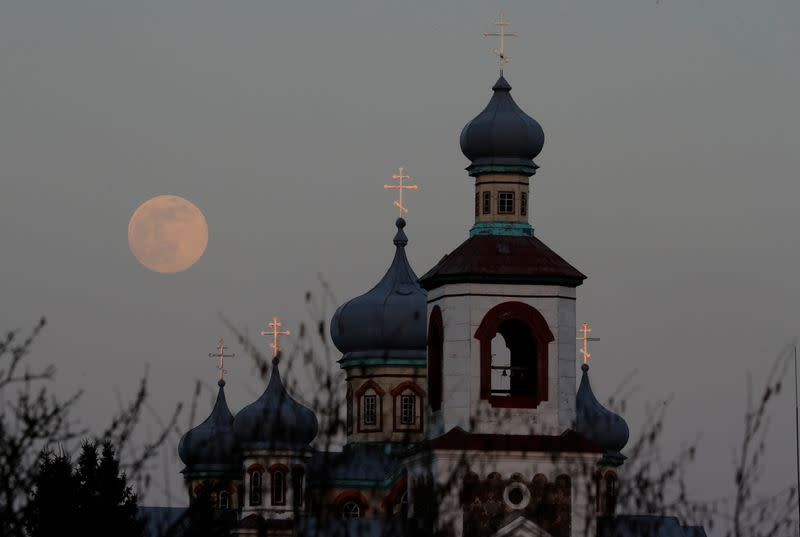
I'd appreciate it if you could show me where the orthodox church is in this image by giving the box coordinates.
[173,26,706,537]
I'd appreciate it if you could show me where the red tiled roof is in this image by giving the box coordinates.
[419,234,586,290]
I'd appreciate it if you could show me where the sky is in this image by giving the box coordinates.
[2,0,800,526]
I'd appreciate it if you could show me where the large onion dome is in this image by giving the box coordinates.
[576,364,630,466]
[233,358,318,451]
[330,218,427,363]
[459,76,544,177]
[178,380,239,475]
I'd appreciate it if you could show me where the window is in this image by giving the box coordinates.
[427,306,444,412]
[219,491,229,510]
[364,394,377,425]
[346,385,353,435]
[293,468,305,509]
[521,192,527,216]
[341,501,361,519]
[604,473,619,516]
[482,191,491,214]
[475,192,479,217]
[400,395,415,425]
[250,471,262,506]
[271,470,286,505]
[476,302,553,408]
[498,191,515,214]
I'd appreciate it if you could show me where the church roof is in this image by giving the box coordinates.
[232,358,319,451]
[330,218,427,363]
[460,75,545,177]
[177,380,239,475]
[423,426,602,453]
[576,363,630,466]
[419,234,586,290]
[308,444,405,486]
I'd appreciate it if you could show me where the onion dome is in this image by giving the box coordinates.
[460,76,545,177]
[576,364,630,466]
[178,380,239,475]
[330,218,427,363]
[233,358,318,451]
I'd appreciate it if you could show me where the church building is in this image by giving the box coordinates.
[175,18,706,537]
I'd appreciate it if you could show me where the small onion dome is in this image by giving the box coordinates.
[459,76,545,177]
[178,380,238,475]
[330,218,427,362]
[576,364,630,466]
[233,358,318,451]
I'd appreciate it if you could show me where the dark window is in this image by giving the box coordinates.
[219,491,229,510]
[490,319,537,397]
[521,192,527,216]
[293,468,305,508]
[346,385,353,435]
[604,473,618,516]
[341,500,361,519]
[400,395,415,425]
[364,394,377,425]
[427,307,444,411]
[250,472,262,506]
[498,191,515,214]
[482,191,491,214]
[271,470,285,505]
[475,192,479,217]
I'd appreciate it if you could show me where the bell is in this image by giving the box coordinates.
[501,368,508,377]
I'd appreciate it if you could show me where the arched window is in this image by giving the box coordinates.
[267,465,288,506]
[427,306,444,412]
[219,490,229,510]
[346,384,354,435]
[292,467,305,509]
[604,472,619,516]
[250,471,262,506]
[475,302,553,408]
[355,381,384,432]
[391,381,425,431]
[341,501,361,519]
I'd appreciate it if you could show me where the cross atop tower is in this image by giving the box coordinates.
[384,166,418,217]
[260,316,291,360]
[577,322,600,364]
[483,11,518,73]
[208,338,235,382]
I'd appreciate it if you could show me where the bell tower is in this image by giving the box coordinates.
[420,71,585,438]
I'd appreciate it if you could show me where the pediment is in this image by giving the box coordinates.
[491,514,555,537]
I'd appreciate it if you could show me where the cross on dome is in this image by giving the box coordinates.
[384,166,418,217]
[260,316,291,360]
[483,11,518,73]
[577,322,600,364]
[208,338,235,382]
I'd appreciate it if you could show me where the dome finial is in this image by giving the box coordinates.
[384,166,419,218]
[577,322,600,365]
[260,316,291,361]
[483,11,518,75]
[208,338,235,383]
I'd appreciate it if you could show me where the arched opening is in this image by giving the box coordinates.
[490,319,538,397]
[427,306,444,412]
[292,467,305,509]
[391,381,425,432]
[219,490,229,510]
[250,471,262,506]
[604,471,618,516]
[475,302,553,408]
[271,470,285,506]
[356,380,384,432]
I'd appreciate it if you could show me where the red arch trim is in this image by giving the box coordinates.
[474,301,553,408]
[246,463,265,475]
[390,380,426,397]
[355,379,385,397]
[268,463,289,474]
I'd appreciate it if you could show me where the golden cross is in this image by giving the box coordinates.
[383,166,418,217]
[483,11,518,72]
[260,316,291,359]
[577,322,600,364]
[208,338,235,381]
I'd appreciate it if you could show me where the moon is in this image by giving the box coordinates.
[128,195,208,274]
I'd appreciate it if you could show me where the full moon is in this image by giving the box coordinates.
[128,195,208,274]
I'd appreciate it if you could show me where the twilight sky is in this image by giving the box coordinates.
[2,0,799,523]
